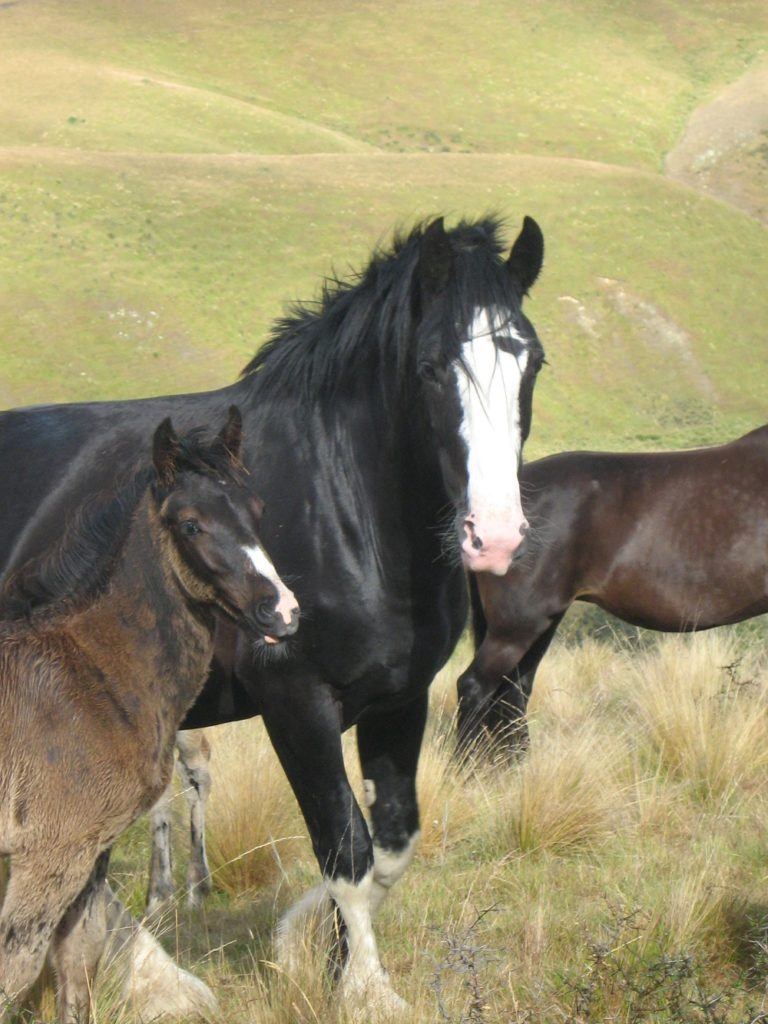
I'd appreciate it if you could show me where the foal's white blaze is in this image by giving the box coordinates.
[242,544,299,632]
[455,307,529,575]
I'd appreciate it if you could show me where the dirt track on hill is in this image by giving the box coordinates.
[665,63,768,225]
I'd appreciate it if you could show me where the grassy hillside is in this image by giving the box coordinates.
[1,1,767,453]
[2,1,767,166]
[1,149,766,451]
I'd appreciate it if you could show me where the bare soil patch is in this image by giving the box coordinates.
[665,63,768,225]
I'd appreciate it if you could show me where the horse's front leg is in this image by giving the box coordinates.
[457,614,562,759]
[263,672,407,1017]
[356,693,427,916]
[175,729,212,907]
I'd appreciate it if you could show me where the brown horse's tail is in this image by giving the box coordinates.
[468,572,487,649]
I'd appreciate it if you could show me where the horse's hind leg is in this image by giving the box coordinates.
[146,778,175,914]
[0,846,100,1017]
[49,850,111,1024]
[356,693,428,917]
[175,729,212,907]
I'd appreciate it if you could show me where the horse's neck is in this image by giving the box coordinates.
[67,494,214,717]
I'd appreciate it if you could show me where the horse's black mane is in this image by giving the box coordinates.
[0,428,241,622]
[241,216,521,406]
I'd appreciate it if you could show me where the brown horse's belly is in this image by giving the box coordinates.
[590,555,768,632]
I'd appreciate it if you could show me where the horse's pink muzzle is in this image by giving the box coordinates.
[461,513,528,576]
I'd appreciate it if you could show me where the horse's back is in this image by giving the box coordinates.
[0,391,230,581]
[521,430,768,629]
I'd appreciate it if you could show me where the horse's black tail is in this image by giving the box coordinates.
[467,572,487,650]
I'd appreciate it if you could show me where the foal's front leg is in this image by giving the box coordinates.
[49,851,111,1024]
[175,729,213,907]
[263,671,407,1016]
[0,845,101,1019]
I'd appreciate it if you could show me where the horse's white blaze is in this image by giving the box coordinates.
[242,544,298,626]
[454,306,529,575]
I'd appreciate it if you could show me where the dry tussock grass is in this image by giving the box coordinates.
[11,629,768,1023]
[624,633,768,802]
[205,719,306,895]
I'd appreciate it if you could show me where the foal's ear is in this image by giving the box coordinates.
[507,215,544,295]
[152,417,180,486]
[418,216,454,300]
[219,405,243,460]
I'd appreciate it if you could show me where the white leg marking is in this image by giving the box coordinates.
[242,544,299,626]
[362,778,377,808]
[122,926,219,1019]
[370,831,420,916]
[328,871,409,1015]
[101,886,218,1019]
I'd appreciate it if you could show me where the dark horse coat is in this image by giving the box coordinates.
[0,215,545,1008]
[457,426,768,753]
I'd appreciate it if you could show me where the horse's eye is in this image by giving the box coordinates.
[180,519,201,537]
[420,363,439,384]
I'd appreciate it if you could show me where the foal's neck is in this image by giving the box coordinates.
[68,491,214,720]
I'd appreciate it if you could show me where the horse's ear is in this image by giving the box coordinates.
[152,417,180,486]
[507,215,544,294]
[418,217,454,299]
[219,405,243,460]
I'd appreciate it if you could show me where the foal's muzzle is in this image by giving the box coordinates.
[250,602,300,644]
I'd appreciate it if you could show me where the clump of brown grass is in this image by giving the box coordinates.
[490,721,630,855]
[530,636,625,733]
[624,633,768,802]
[205,720,307,896]
[416,713,492,860]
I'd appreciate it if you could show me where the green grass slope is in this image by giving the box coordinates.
[1,149,766,451]
[1,0,767,453]
[2,1,767,164]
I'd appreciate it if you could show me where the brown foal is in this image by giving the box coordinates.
[0,408,298,1022]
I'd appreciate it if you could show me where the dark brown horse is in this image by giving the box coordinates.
[457,424,768,754]
[0,408,298,1024]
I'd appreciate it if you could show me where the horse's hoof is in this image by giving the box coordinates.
[145,893,173,917]
[342,970,410,1019]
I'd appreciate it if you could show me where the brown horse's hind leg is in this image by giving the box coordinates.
[0,846,99,1018]
[49,850,111,1024]
[175,729,212,908]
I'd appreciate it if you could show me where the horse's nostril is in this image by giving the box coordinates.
[464,519,484,551]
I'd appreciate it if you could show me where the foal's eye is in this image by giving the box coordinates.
[180,519,201,537]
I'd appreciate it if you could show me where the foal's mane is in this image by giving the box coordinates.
[0,429,241,622]
[241,216,521,406]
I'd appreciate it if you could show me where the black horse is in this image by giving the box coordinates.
[457,426,768,757]
[0,215,545,1012]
